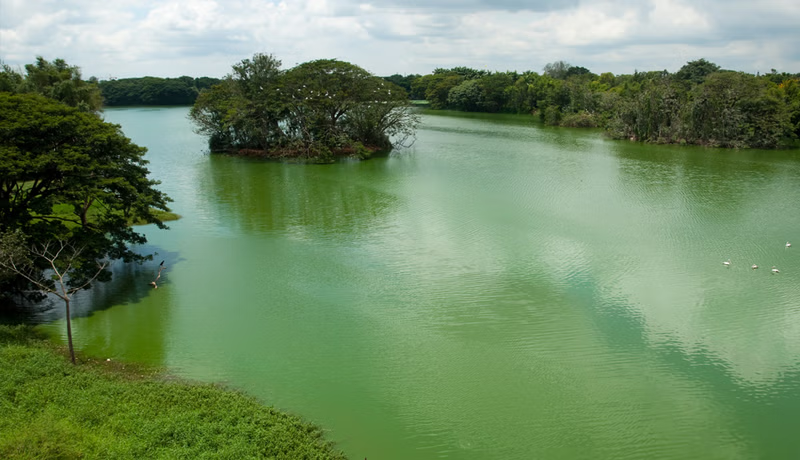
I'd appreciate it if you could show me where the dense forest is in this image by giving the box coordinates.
[1,57,221,107]
[99,76,222,106]
[382,59,800,149]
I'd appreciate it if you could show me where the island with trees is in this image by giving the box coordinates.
[189,53,419,162]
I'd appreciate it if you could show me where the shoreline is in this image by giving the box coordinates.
[0,325,346,459]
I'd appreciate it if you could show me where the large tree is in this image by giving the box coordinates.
[190,54,418,161]
[1,57,103,113]
[0,92,171,301]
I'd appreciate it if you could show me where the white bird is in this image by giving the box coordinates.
[752,264,759,270]
[787,242,792,248]
[723,259,731,267]
[772,266,780,274]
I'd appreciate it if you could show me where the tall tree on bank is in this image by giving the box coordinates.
[1,56,103,113]
[0,92,171,302]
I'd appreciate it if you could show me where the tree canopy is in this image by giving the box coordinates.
[391,59,800,148]
[1,57,103,113]
[99,76,222,106]
[190,54,418,162]
[0,92,171,301]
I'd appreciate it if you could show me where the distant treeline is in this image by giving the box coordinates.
[4,55,798,148]
[98,76,222,106]
[382,60,800,148]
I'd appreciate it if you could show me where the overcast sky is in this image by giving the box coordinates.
[1,0,799,79]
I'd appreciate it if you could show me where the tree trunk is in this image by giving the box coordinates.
[65,298,76,364]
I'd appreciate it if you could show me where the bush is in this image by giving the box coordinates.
[561,111,598,128]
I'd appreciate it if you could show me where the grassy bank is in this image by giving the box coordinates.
[0,325,346,459]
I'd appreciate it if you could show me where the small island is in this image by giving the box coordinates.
[189,54,419,163]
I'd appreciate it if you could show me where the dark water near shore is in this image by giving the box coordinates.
[40,106,800,459]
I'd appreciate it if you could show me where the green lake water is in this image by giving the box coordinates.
[38,106,800,459]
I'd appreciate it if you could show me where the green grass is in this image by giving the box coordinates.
[49,203,181,227]
[0,325,346,459]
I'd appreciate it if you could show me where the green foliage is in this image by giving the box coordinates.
[543,61,573,80]
[561,111,598,128]
[434,66,488,80]
[424,74,465,109]
[382,73,420,95]
[448,79,482,111]
[190,54,418,162]
[676,58,721,85]
[99,76,222,106]
[780,78,800,139]
[0,325,346,459]
[0,57,102,112]
[413,58,797,148]
[0,93,171,299]
[686,72,790,148]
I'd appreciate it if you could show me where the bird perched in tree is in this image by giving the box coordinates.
[150,260,165,288]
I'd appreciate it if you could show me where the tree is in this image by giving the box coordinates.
[0,92,171,300]
[424,73,464,109]
[0,231,108,364]
[190,54,418,161]
[190,53,285,152]
[448,79,482,112]
[0,63,25,92]
[687,71,790,148]
[6,56,104,112]
[676,58,721,85]
[382,74,420,94]
[543,61,573,80]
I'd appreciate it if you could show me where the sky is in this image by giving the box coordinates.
[1,0,799,79]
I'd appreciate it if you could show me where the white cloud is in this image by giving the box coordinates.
[1,0,798,77]
[649,0,709,29]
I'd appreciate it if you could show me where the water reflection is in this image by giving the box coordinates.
[35,249,179,365]
[195,155,401,240]
[68,107,800,459]
[602,140,800,388]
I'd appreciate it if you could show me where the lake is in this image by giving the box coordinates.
[38,106,800,459]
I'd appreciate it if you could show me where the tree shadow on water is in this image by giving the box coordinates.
[0,245,183,325]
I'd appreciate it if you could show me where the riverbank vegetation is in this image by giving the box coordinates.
[99,76,222,106]
[396,59,800,149]
[0,325,345,459]
[189,53,419,162]
[1,59,172,309]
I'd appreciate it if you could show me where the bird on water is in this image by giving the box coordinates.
[723,259,731,267]
[150,260,165,288]
[772,266,780,274]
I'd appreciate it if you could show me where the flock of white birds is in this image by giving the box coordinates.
[724,242,791,273]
